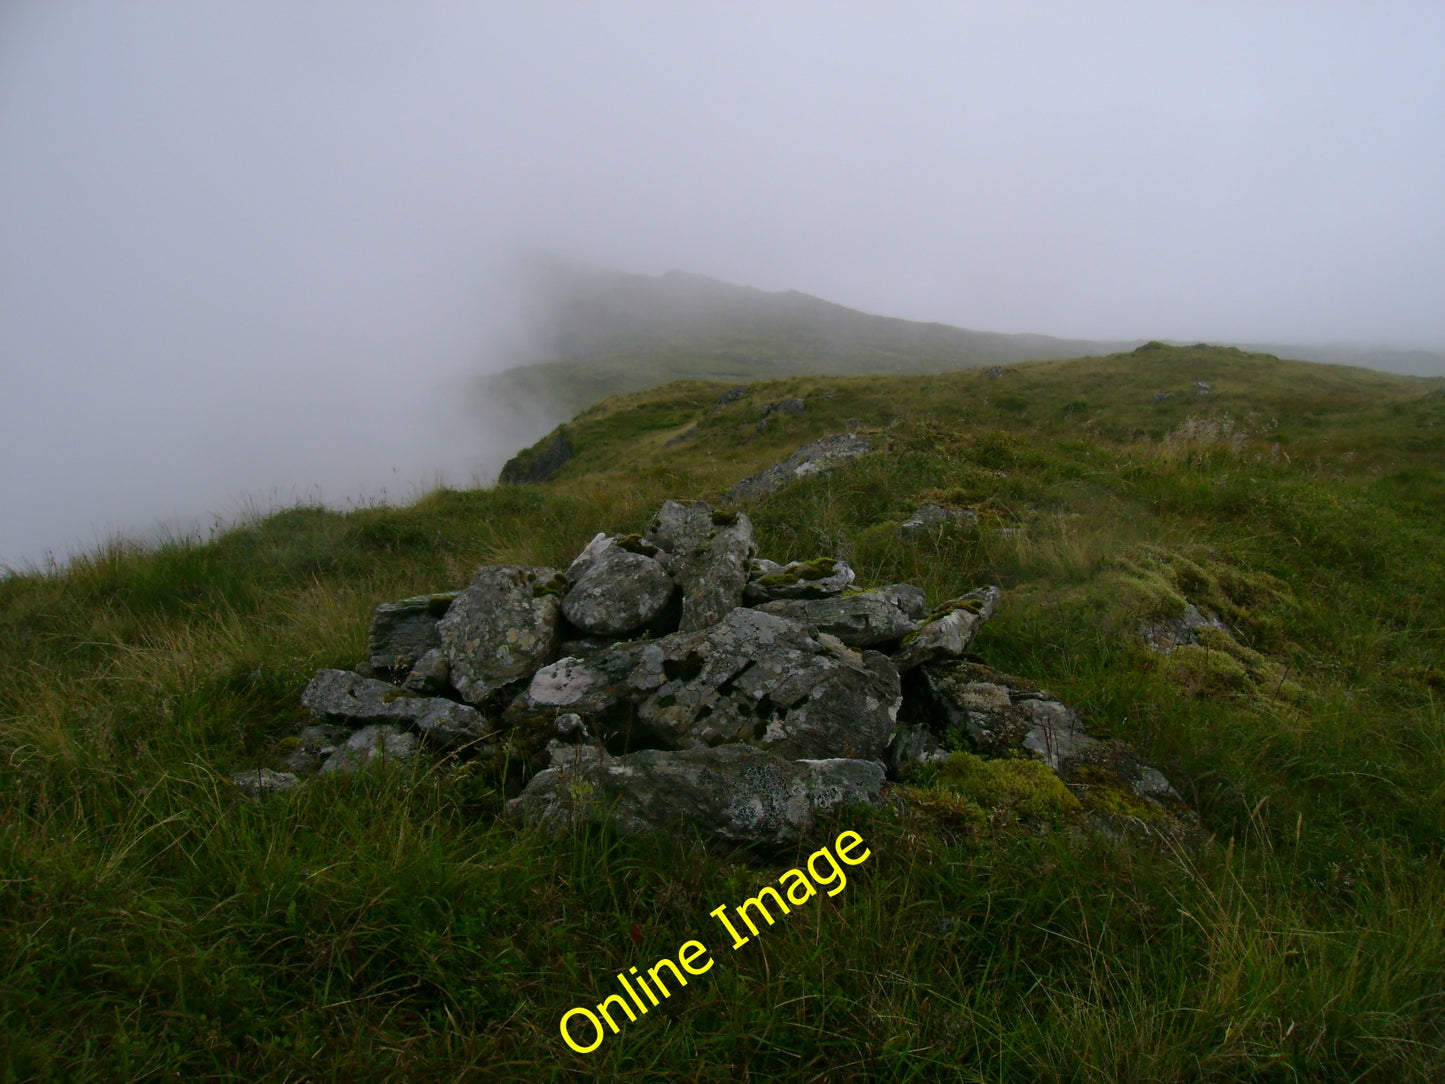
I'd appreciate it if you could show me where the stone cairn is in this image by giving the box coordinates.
[237,496,1195,847]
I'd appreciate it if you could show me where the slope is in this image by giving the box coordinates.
[3,345,1445,1079]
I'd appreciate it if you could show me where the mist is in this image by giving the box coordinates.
[3,3,1443,568]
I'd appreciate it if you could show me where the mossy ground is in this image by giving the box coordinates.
[3,346,1445,1079]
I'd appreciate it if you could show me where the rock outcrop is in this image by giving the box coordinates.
[726,432,872,501]
[498,427,572,484]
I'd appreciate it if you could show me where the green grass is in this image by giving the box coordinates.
[3,345,1445,1080]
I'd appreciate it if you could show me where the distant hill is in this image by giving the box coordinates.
[475,260,1445,454]
[476,261,1141,428]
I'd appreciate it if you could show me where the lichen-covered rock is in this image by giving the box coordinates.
[231,768,300,798]
[508,742,886,846]
[508,608,901,762]
[899,504,978,537]
[915,662,1057,759]
[320,724,419,774]
[726,432,873,502]
[436,565,566,704]
[367,593,456,673]
[891,586,1000,671]
[643,500,713,557]
[755,585,921,647]
[415,701,495,752]
[743,557,855,602]
[562,545,675,636]
[670,509,756,633]
[301,669,441,727]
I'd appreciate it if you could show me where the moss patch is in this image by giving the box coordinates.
[903,751,1080,826]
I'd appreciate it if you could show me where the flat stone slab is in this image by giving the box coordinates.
[509,742,887,846]
[367,593,456,673]
[756,585,921,648]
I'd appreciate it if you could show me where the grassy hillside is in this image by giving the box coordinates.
[478,265,1445,438]
[478,264,1140,428]
[4,345,1445,1080]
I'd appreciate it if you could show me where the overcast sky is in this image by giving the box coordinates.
[3,2,1443,569]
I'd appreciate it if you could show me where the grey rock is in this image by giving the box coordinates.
[1152,391,1172,403]
[756,586,921,647]
[415,701,494,752]
[436,565,566,704]
[232,768,300,798]
[710,385,751,412]
[875,583,929,620]
[887,721,949,774]
[367,593,455,673]
[402,647,450,695]
[508,742,886,846]
[509,608,901,762]
[282,723,351,774]
[301,669,439,727]
[556,636,623,659]
[562,545,675,637]
[1140,603,1229,653]
[743,557,855,602]
[1195,381,1213,394]
[1019,699,1098,771]
[565,532,614,582]
[899,504,978,537]
[670,509,755,633]
[644,500,714,557]
[985,366,1005,378]
[726,433,873,502]
[320,724,420,774]
[890,586,1000,671]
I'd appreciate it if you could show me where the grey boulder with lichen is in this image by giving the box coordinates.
[436,565,565,704]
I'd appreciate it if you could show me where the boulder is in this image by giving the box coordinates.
[890,586,1001,671]
[509,742,886,846]
[562,545,675,637]
[367,593,455,673]
[436,565,566,704]
[664,508,755,633]
[415,701,495,752]
[726,432,873,502]
[743,557,855,602]
[320,724,420,774]
[755,585,921,647]
[644,500,713,557]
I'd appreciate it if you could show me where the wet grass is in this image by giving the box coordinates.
[3,345,1445,1080]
